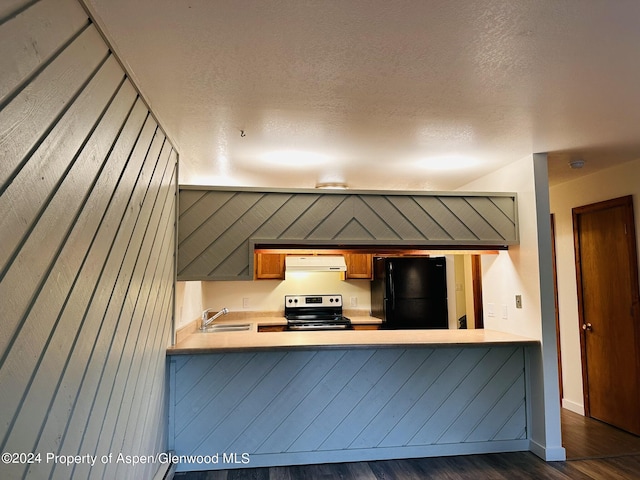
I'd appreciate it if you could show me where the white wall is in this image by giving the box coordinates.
[175,281,204,329]
[460,154,564,460]
[549,158,640,415]
[461,156,544,340]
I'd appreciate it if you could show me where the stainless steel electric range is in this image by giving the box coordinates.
[284,294,352,330]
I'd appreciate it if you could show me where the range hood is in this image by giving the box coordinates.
[285,255,347,272]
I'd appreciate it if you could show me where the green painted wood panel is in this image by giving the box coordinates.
[0,2,178,479]
[177,187,519,280]
[170,345,528,472]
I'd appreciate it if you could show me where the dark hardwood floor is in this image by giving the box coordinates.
[562,408,640,460]
[174,409,640,480]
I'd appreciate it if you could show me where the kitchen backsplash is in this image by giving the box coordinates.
[175,273,371,330]
[201,272,371,313]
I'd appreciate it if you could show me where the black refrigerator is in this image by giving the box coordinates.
[370,257,448,329]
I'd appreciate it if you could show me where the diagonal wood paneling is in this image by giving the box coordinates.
[0,17,103,189]
[0,1,177,478]
[177,187,519,280]
[178,191,264,275]
[355,195,427,240]
[170,346,527,472]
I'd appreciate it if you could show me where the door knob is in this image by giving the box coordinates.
[582,323,592,331]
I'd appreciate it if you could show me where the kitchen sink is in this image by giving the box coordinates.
[200,323,252,333]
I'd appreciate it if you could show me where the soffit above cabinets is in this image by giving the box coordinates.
[177,186,518,281]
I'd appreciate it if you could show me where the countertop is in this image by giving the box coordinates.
[168,313,538,355]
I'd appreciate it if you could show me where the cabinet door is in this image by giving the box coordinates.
[345,254,373,279]
[255,254,285,279]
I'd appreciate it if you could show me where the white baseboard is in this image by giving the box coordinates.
[562,398,585,416]
[529,439,566,461]
[176,441,531,472]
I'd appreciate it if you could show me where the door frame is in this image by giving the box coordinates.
[471,255,484,329]
[572,195,640,418]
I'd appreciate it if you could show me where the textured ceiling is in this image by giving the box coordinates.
[85,0,640,190]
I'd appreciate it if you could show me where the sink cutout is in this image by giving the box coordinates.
[200,323,252,333]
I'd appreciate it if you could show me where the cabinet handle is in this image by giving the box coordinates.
[582,323,592,331]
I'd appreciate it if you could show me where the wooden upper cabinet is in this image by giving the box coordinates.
[255,253,285,280]
[344,253,373,279]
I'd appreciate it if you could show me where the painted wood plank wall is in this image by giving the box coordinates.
[0,1,177,479]
[177,187,519,281]
[170,345,528,472]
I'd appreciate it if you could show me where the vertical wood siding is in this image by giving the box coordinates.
[170,346,528,472]
[0,1,177,479]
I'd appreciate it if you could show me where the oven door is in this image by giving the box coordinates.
[286,312,352,330]
[286,321,352,331]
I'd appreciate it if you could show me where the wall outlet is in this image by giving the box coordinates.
[501,304,508,319]
[515,295,522,309]
[350,296,358,307]
[242,297,250,309]
[487,303,495,317]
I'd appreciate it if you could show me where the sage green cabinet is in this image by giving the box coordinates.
[177,187,518,281]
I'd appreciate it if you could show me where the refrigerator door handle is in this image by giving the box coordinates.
[388,261,395,311]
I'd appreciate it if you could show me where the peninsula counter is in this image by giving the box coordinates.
[167,321,538,472]
[168,324,537,354]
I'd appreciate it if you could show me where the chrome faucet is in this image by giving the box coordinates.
[201,307,229,330]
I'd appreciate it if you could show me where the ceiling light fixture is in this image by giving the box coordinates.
[315,182,348,189]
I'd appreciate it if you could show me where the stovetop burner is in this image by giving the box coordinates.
[284,294,352,330]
